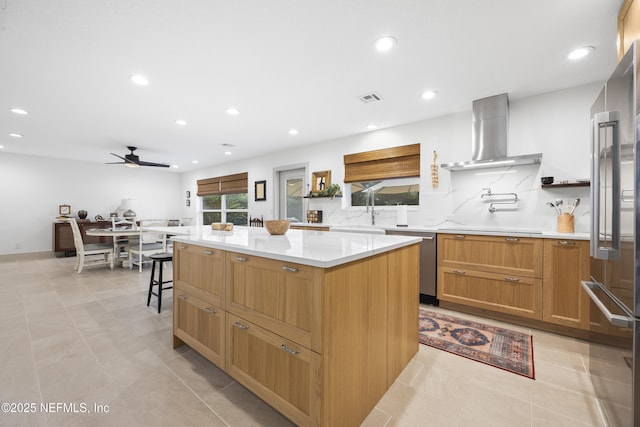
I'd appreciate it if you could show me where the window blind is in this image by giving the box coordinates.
[197,172,248,196]
[343,143,420,183]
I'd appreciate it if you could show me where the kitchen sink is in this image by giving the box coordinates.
[329,225,386,235]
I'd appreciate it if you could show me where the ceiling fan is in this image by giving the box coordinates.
[107,146,170,168]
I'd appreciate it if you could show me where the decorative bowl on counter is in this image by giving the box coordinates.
[264,220,290,235]
[211,222,233,231]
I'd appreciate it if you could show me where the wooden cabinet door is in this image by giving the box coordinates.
[438,234,543,278]
[225,252,322,351]
[174,288,225,368]
[438,266,543,319]
[226,313,321,427]
[174,243,225,306]
[618,0,640,61]
[542,239,591,329]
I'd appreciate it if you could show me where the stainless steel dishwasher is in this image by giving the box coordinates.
[385,230,438,306]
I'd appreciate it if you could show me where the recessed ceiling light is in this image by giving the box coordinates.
[367,124,378,130]
[288,129,298,135]
[192,160,199,164]
[171,165,179,168]
[0,145,4,149]
[10,108,28,115]
[224,151,232,155]
[421,90,437,100]
[375,36,397,52]
[568,46,594,60]
[9,133,23,138]
[226,107,239,115]
[175,119,187,126]
[130,74,149,85]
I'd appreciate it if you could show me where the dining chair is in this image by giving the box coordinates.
[249,215,264,227]
[67,218,114,273]
[128,219,169,272]
[111,218,137,261]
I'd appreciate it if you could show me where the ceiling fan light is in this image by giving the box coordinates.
[124,162,139,168]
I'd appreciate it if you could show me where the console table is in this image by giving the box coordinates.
[53,220,111,255]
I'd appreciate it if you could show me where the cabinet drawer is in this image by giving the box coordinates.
[225,252,322,351]
[226,313,321,427]
[438,234,543,278]
[438,266,542,319]
[174,243,225,305]
[174,289,225,368]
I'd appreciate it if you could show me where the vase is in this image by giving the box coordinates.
[78,210,88,219]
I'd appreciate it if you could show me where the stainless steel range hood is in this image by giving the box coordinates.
[441,93,542,171]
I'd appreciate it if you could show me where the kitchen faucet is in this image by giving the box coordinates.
[366,188,378,225]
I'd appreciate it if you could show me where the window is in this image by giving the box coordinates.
[350,177,419,207]
[202,193,248,225]
[197,172,249,225]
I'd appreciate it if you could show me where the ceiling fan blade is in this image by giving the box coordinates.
[137,160,170,168]
[110,152,128,161]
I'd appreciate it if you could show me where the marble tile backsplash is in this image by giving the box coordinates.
[306,165,591,233]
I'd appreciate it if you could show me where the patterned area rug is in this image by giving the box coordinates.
[419,308,535,379]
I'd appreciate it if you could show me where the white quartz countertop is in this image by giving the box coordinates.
[164,226,422,268]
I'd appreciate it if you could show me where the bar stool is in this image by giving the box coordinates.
[147,252,173,313]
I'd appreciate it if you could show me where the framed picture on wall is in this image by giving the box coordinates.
[255,180,266,201]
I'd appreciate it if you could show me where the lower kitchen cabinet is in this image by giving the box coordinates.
[173,287,225,368]
[437,233,543,320]
[438,266,543,319]
[226,313,321,427]
[542,239,591,329]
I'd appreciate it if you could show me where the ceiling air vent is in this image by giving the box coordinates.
[359,92,383,104]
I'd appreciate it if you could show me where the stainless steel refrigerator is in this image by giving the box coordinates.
[582,40,639,427]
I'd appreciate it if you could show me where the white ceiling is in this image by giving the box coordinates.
[0,0,624,172]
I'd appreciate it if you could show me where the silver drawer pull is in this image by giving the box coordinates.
[453,270,466,275]
[204,307,217,314]
[178,245,187,249]
[235,256,248,262]
[504,277,520,282]
[233,322,249,330]
[203,250,215,255]
[558,240,575,245]
[455,235,465,239]
[422,236,434,240]
[282,266,300,273]
[505,237,520,242]
[280,343,301,355]
[178,293,187,300]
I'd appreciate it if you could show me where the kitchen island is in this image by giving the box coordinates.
[170,226,421,427]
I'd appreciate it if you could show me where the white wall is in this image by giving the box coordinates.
[0,153,183,255]
[182,82,601,233]
[2,82,600,255]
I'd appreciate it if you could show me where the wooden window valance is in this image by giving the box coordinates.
[343,143,420,183]
[197,172,248,196]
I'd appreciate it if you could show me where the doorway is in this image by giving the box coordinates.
[278,167,306,222]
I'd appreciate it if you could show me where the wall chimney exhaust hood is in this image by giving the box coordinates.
[441,93,542,171]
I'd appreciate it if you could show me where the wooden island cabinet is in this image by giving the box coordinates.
[171,227,420,427]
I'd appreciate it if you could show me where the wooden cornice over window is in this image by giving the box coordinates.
[343,143,420,183]
[197,172,248,196]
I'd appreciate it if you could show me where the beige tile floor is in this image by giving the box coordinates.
[0,252,632,427]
